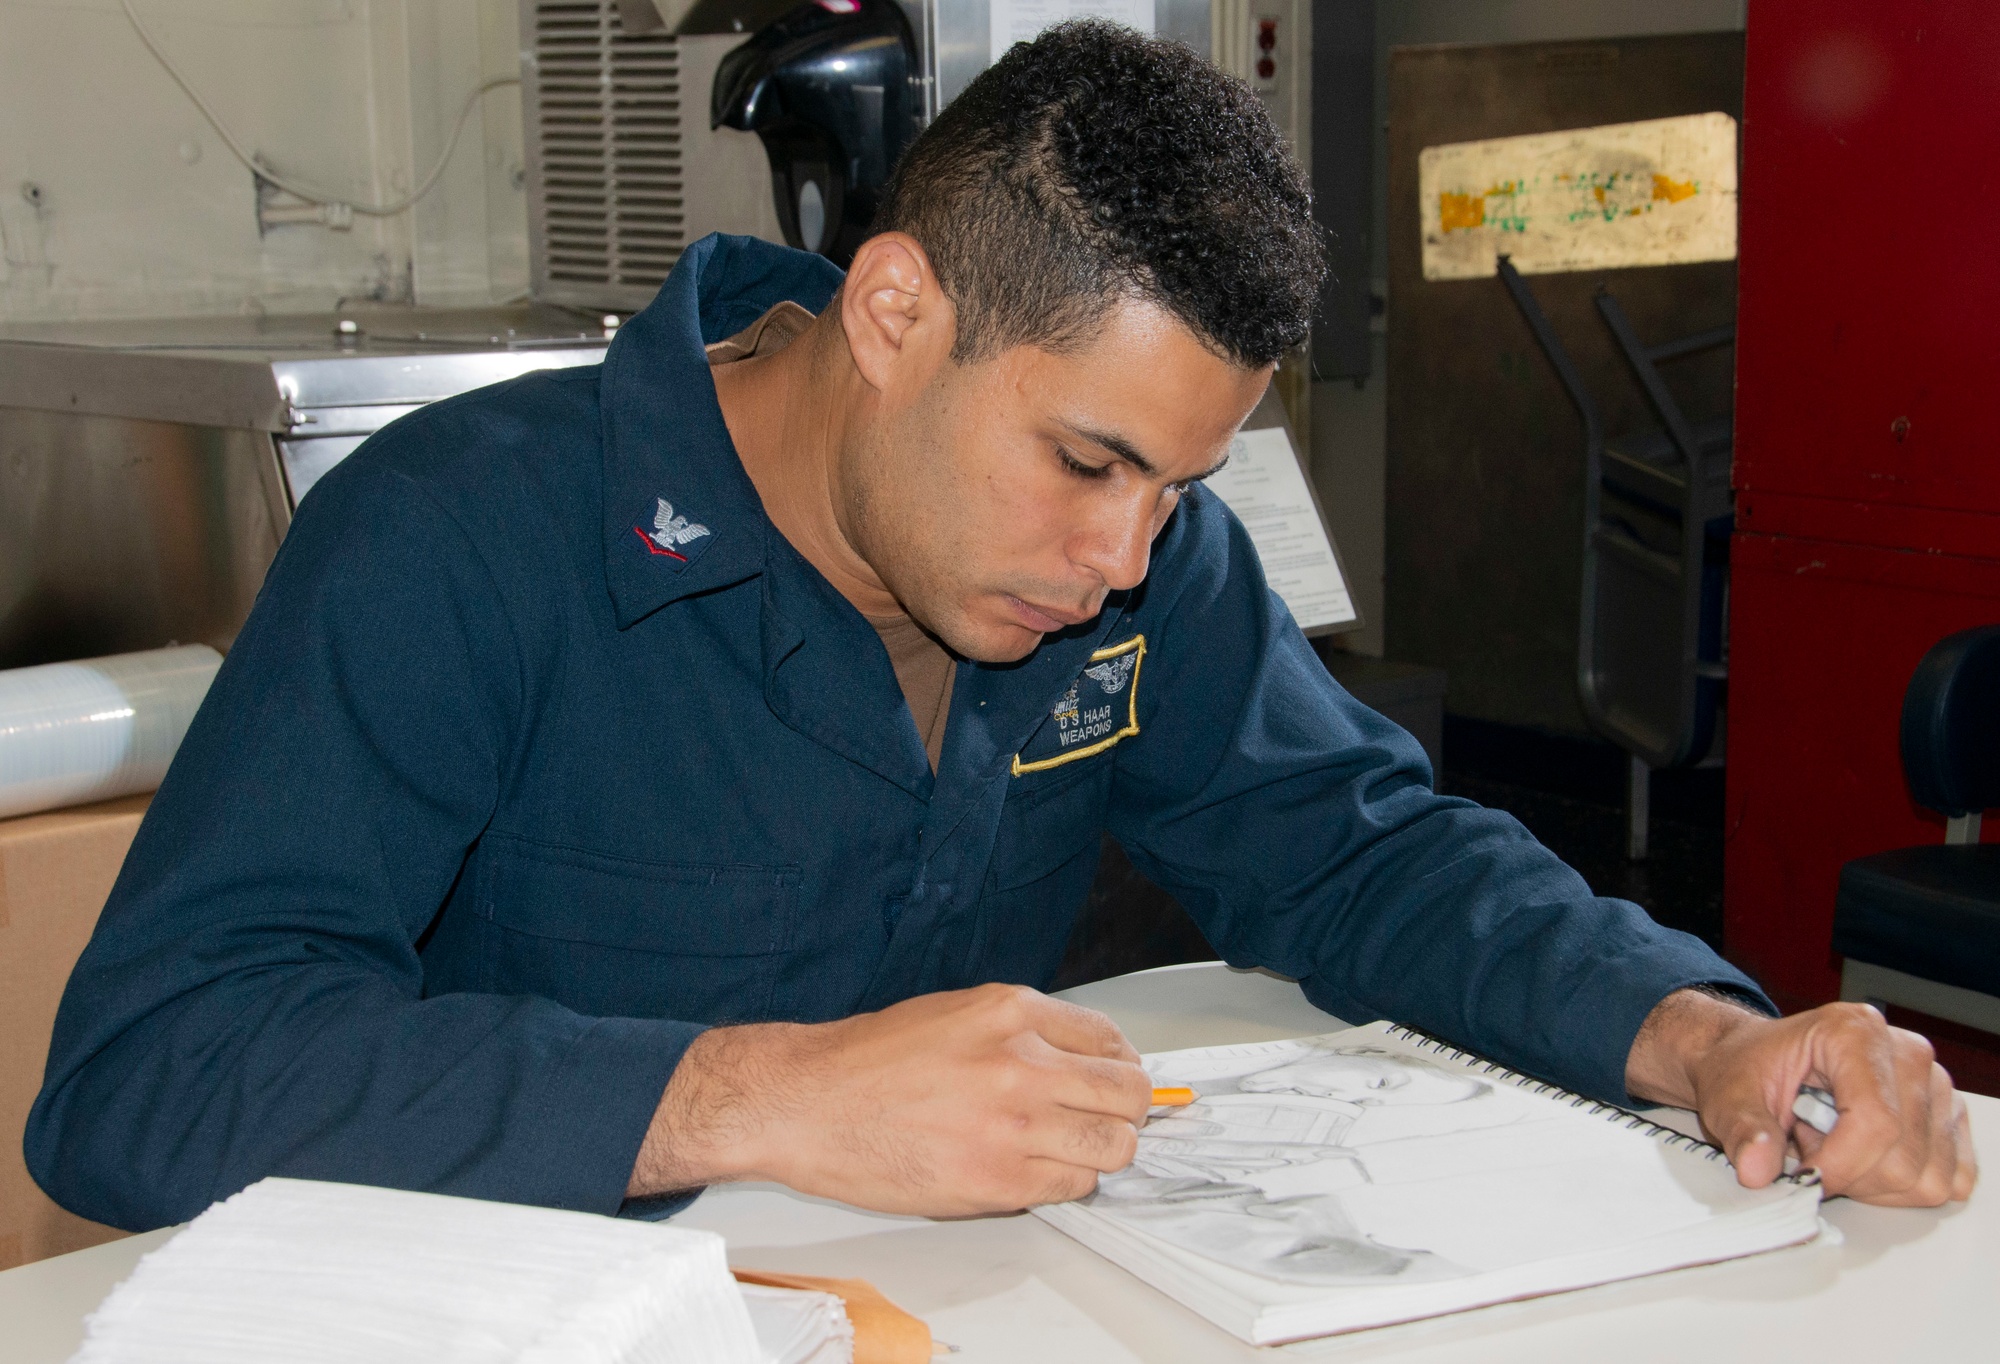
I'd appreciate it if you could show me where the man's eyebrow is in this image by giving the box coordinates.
[1062,422,1231,483]
[1063,422,1160,478]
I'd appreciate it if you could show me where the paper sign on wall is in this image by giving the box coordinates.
[1418,112,1738,281]
[1204,427,1356,632]
[989,0,1155,64]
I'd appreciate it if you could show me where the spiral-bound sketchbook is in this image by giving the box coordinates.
[1032,1021,1824,1346]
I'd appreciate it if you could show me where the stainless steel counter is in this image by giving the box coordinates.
[0,306,611,669]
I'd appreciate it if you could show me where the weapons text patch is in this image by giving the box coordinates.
[1010,634,1146,776]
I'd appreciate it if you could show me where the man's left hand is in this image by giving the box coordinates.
[1625,989,1977,1206]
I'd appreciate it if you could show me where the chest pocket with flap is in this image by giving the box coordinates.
[477,832,802,1022]
[989,760,1114,893]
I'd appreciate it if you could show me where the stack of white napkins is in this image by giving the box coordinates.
[71,1177,780,1364]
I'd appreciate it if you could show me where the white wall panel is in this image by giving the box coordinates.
[0,0,526,321]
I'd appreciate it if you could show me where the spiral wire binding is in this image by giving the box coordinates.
[1385,1024,1817,1187]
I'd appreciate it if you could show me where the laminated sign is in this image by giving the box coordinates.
[1418,112,1738,281]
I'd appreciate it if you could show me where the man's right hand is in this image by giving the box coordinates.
[626,984,1154,1216]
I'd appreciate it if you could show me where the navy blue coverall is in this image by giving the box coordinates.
[27,235,1767,1231]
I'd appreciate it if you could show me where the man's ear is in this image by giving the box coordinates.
[839,232,954,395]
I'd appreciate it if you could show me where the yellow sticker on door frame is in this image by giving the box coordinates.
[1419,112,1738,281]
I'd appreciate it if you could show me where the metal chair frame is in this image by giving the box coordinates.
[1497,256,1735,857]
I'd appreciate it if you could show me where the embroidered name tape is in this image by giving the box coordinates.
[1011,634,1146,776]
[632,495,713,565]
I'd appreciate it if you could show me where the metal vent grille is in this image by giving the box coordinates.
[525,1,684,307]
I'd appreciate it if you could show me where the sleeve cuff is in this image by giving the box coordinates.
[619,1189,704,1220]
[1579,941,1775,1109]
[524,1015,709,1215]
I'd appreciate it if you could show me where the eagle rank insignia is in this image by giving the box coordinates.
[633,496,713,562]
[1011,635,1146,776]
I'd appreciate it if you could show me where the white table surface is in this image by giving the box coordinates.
[2,961,1993,1361]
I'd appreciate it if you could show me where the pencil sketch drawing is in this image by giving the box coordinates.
[1090,1037,1567,1287]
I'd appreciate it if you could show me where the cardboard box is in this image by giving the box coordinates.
[0,794,148,1270]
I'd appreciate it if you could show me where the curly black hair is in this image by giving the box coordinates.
[871,20,1323,369]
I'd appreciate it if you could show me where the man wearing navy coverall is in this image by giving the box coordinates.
[28,23,1973,1228]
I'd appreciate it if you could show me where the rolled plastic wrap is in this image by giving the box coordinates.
[0,644,222,820]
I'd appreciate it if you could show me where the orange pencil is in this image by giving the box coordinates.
[1150,1086,1196,1107]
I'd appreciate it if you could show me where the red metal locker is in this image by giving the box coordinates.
[1728,0,2000,1012]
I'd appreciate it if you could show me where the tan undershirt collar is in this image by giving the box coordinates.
[708,303,956,771]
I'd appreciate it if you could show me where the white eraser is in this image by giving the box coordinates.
[1792,1085,1839,1135]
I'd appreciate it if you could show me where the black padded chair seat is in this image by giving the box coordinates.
[1832,845,2000,997]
